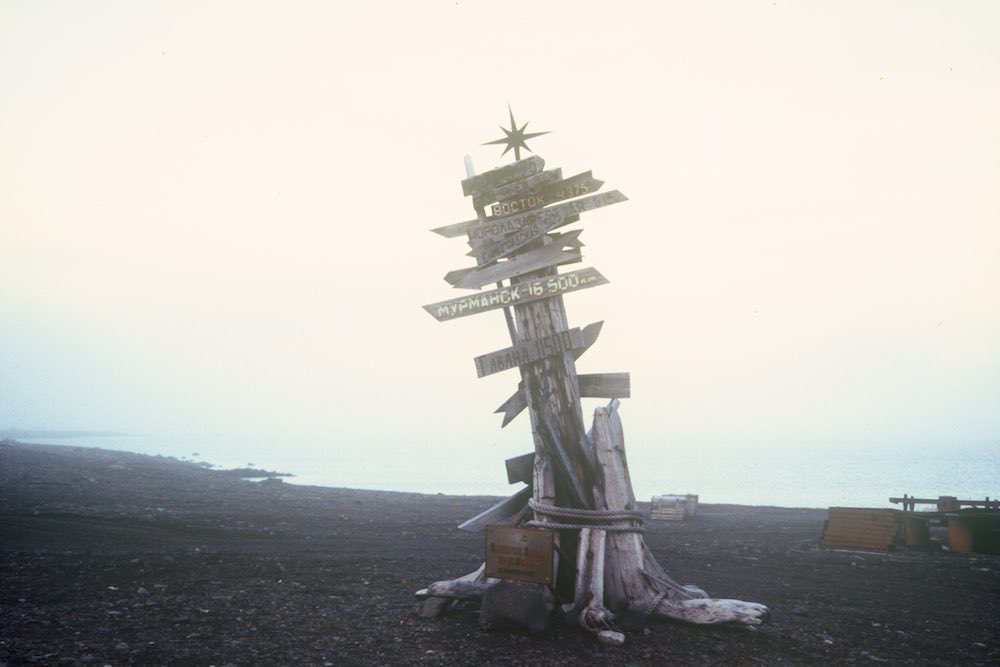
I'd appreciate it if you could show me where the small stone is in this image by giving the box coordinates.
[136,587,150,596]
[791,606,809,616]
[114,642,130,653]
[597,630,626,646]
[80,655,98,664]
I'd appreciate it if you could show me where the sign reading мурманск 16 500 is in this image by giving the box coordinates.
[422,267,608,322]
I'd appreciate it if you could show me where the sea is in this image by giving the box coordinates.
[11,432,998,509]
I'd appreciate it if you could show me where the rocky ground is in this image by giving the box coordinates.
[1,440,997,666]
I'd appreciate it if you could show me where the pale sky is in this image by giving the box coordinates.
[2,2,998,488]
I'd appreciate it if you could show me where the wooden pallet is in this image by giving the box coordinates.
[820,507,903,552]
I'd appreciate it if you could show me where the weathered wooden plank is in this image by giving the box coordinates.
[458,485,532,533]
[495,322,605,427]
[505,452,534,485]
[466,216,582,253]
[469,191,627,265]
[444,240,583,290]
[579,372,630,399]
[542,170,604,203]
[495,387,529,428]
[485,525,554,585]
[423,267,608,322]
[549,229,585,249]
[494,373,628,427]
[473,168,562,209]
[431,217,479,239]
[466,190,623,244]
[435,169,594,241]
[461,156,544,197]
[474,327,587,378]
[489,171,604,218]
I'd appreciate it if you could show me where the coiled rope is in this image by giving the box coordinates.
[523,498,646,533]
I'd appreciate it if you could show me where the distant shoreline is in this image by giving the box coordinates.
[0,428,134,439]
[0,439,293,481]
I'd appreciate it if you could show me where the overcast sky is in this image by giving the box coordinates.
[2,2,998,485]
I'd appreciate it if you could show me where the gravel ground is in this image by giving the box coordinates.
[1,440,997,666]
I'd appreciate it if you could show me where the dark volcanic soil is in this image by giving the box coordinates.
[1,441,997,666]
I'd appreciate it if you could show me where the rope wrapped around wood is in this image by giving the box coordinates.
[523,498,646,533]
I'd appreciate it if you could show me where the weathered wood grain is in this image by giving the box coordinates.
[473,168,562,209]
[468,191,626,265]
[494,322,606,427]
[430,217,479,239]
[444,243,582,290]
[488,171,603,218]
[461,156,544,197]
[465,222,583,254]
[423,267,608,322]
[457,485,532,533]
[474,327,587,379]
[579,373,630,399]
[504,452,534,485]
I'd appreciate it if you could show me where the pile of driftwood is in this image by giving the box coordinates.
[417,401,769,644]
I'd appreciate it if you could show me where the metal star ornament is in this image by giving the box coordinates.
[483,106,550,161]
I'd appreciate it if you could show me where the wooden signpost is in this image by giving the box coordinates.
[469,191,627,265]
[417,113,769,644]
[443,231,583,289]
[423,267,608,322]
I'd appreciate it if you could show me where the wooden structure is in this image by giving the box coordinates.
[887,495,1000,554]
[889,494,999,513]
[416,120,768,643]
[819,508,904,552]
[650,494,699,521]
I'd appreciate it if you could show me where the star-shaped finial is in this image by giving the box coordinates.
[483,106,550,161]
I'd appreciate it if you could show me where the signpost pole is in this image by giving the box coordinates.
[419,118,769,642]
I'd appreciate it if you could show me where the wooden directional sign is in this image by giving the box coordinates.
[474,327,587,378]
[489,171,604,218]
[466,216,582,254]
[423,267,607,322]
[492,322,604,426]
[431,217,480,240]
[505,452,534,485]
[542,170,604,203]
[580,372,631,399]
[461,156,544,197]
[431,171,598,238]
[494,387,529,429]
[469,191,627,265]
[444,231,584,289]
[495,372,630,428]
[473,168,562,209]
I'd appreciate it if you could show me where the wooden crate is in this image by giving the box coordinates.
[650,494,696,521]
[820,507,904,552]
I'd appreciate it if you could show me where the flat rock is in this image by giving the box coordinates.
[479,581,552,634]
